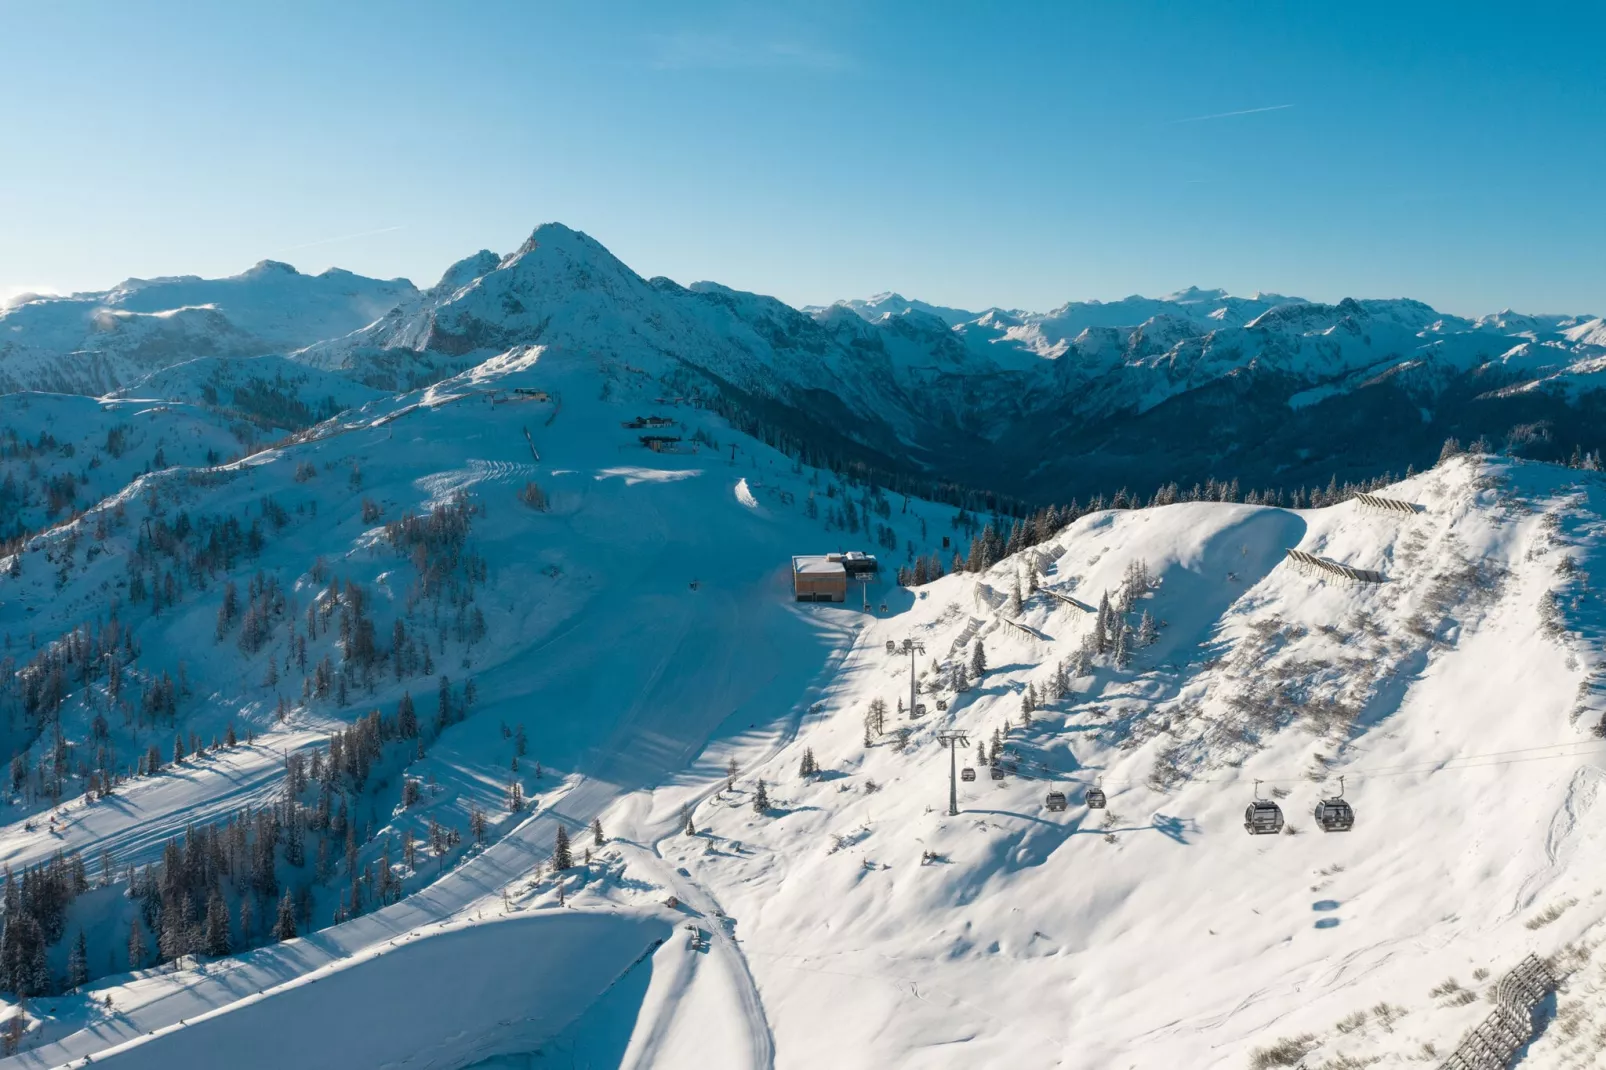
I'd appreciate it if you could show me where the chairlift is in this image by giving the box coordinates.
[961,767,976,782]
[990,765,1005,781]
[1244,780,1285,836]
[1313,776,1355,833]
[1044,790,1067,812]
[1084,776,1107,809]
[914,703,927,717]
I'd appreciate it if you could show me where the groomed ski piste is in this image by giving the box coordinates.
[2,341,1606,1069]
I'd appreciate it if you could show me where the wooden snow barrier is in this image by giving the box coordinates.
[973,582,1007,613]
[1438,954,1555,1070]
[1285,548,1386,585]
[1354,492,1419,515]
[1041,587,1095,613]
[1031,542,1068,571]
[998,617,1037,640]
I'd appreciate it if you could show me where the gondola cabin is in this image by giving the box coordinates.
[990,766,1005,780]
[1085,787,1107,809]
[960,767,976,782]
[1045,791,1067,812]
[1314,797,1354,832]
[1244,799,1284,835]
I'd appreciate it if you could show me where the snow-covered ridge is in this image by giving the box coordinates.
[2,322,1606,1067]
[0,261,417,395]
[7,225,1605,491]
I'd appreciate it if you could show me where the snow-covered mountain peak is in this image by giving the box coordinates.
[427,250,502,300]
[242,258,300,277]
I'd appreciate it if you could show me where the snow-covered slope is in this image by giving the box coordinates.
[644,454,1606,1069]
[3,309,1606,1069]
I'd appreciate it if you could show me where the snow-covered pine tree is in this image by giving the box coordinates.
[1007,576,1023,616]
[1095,591,1112,654]
[397,692,418,738]
[726,757,739,792]
[273,889,297,940]
[67,930,88,988]
[799,747,818,778]
[127,921,146,970]
[1114,621,1131,669]
[970,639,987,678]
[591,817,605,846]
[752,779,770,814]
[204,892,231,956]
[1137,609,1157,647]
[553,825,573,870]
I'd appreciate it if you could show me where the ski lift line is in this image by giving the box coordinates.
[1006,740,1606,791]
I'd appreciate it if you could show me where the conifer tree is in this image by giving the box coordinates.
[273,889,297,940]
[591,817,605,846]
[799,747,819,778]
[204,892,231,956]
[508,780,524,812]
[67,930,88,988]
[553,826,573,870]
[127,921,147,970]
[397,692,418,738]
[752,779,770,814]
[1114,620,1131,670]
[1137,609,1157,647]
[239,898,254,942]
[970,640,987,678]
[725,757,739,792]
[1095,591,1112,654]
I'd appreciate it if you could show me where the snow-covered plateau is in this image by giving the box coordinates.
[0,229,1605,1069]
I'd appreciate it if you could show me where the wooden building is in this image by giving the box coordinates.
[792,556,847,602]
[791,552,878,602]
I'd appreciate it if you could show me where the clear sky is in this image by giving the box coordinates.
[3,1,1602,316]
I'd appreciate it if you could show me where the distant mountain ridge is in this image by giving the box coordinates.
[4,223,1604,503]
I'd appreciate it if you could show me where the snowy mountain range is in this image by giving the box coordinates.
[5,223,1603,507]
[1,325,1605,1067]
[6,217,1606,1066]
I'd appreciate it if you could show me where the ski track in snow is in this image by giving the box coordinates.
[414,458,539,506]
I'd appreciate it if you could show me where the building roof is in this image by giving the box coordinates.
[792,555,847,576]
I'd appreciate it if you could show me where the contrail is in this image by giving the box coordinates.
[275,225,404,254]
[1170,103,1294,124]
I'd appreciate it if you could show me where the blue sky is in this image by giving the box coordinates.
[3,1,1602,316]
